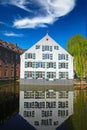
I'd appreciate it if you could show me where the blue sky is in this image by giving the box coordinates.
[0,0,86,49]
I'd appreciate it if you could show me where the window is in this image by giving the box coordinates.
[16,55,18,60]
[54,46,59,50]
[41,119,52,125]
[58,110,68,117]
[46,90,56,98]
[58,54,65,60]
[49,62,53,68]
[45,54,49,59]
[5,59,8,64]
[25,62,32,68]
[58,101,68,108]
[59,91,68,98]
[35,92,45,99]
[34,121,39,126]
[24,111,35,117]
[46,102,56,108]
[38,62,42,68]
[28,53,35,59]
[34,102,45,108]
[4,69,8,77]
[24,91,34,98]
[47,72,56,79]
[36,45,40,49]
[42,110,52,117]
[54,121,59,125]
[59,72,68,79]
[59,62,68,69]
[45,46,49,51]
[61,54,65,59]
[42,54,53,60]
[36,71,45,79]
[47,72,53,78]
[42,45,49,51]
[25,53,35,59]
[28,53,32,58]
[24,71,32,78]
[37,71,43,78]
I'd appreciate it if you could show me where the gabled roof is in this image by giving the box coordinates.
[21,34,73,57]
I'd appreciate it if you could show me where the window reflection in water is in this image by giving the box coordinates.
[19,86,73,130]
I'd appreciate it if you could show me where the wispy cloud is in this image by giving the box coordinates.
[3,31,23,37]
[0,0,31,12]
[0,21,9,26]
[0,0,76,29]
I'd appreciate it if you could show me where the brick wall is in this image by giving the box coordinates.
[0,40,24,80]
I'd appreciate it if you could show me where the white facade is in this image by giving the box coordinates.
[20,34,73,83]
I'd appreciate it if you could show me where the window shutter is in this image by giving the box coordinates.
[58,54,61,60]
[66,63,68,69]
[42,72,45,79]
[66,54,68,60]
[32,62,35,68]
[53,62,56,68]
[25,53,28,59]
[50,46,52,51]
[24,71,27,78]
[59,62,61,69]
[42,46,45,51]
[33,53,35,59]
[36,62,38,68]
[50,54,53,60]
[43,62,45,68]
[66,72,68,79]
[42,54,45,60]
[25,62,28,68]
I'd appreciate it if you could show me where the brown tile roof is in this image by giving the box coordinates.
[0,39,24,54]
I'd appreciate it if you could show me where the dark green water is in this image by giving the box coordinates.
[0,82,87,130]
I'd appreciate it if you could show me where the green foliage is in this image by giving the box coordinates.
[67,34,87,79]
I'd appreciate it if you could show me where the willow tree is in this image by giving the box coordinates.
[67,34,87,80]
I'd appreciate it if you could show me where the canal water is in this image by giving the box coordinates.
[0,82,87,130]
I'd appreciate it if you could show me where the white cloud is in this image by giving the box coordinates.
[13,16,55,28]
[0,0,76,29]
[0,0,31,12]
[4,31,23,37]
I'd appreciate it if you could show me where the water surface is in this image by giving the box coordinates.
[0,83,87,130]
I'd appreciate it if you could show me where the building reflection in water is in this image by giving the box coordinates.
[19,86,74,130]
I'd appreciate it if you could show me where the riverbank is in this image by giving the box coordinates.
[74,79,87,89]
[0,79,87,90]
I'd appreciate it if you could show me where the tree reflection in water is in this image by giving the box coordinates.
[0,82,19,124]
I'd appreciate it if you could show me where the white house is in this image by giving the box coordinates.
[20,34,73,85]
